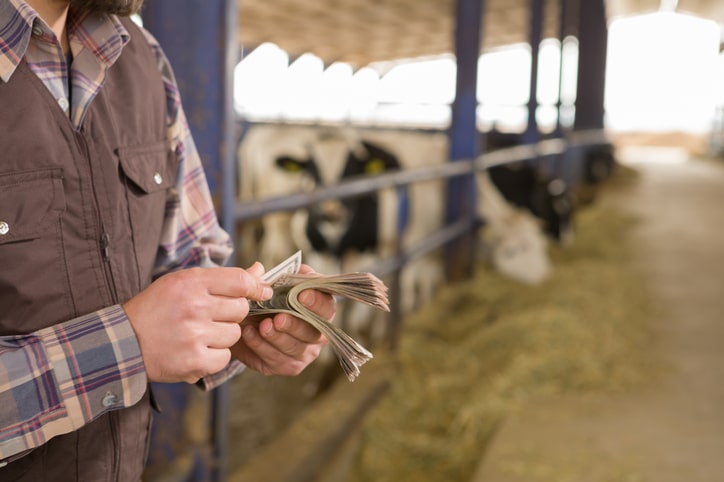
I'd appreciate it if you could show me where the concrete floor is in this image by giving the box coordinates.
[473,151,724,482]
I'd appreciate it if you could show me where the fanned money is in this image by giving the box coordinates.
[247,251,389,381]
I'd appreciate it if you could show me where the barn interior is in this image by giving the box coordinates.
[136,1,724,481]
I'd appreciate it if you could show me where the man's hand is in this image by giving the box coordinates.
[230,264,336,376]
[122,265,273,384]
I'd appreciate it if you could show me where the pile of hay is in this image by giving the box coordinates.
[350,167,652,482]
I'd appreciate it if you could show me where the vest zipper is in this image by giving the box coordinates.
[100,229,120,303]
[74,130,120,304]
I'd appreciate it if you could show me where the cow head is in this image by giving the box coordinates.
[301,137,402,259]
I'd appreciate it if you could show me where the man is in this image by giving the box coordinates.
[0,0,335,479]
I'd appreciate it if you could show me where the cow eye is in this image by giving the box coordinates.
[276,157,306,173]
[365,158,386,175]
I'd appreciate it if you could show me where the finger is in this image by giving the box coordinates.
[241,323,297,367]
[250,318,312,360]
[210,296,251,323]
[245,262,266,277]
[298,264,315,275]
[205,321,243,349]
[196,267,272,300]
[231,335,265,373]
[202,348,233,377]
[298,290,337,321]
[272,314,327,344]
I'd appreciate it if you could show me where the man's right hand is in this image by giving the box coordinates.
[122,265,272,384]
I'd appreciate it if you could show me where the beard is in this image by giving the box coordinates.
[69,0,145,16]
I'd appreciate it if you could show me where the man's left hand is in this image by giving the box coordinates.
[230,264,335,376]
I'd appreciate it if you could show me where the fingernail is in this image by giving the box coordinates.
[275,316,289,331]
[299,291,315,307]
[261,285,273,300]
[242,325,254,340]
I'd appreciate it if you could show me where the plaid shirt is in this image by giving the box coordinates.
[0,0,240,464]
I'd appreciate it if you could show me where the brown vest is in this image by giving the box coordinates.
[0,18,177,481]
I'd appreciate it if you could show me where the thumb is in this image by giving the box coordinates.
[246,261,266,278]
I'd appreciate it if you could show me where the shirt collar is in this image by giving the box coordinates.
[0,0,36,82]
[0,0,130,83]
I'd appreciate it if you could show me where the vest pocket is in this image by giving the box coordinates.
[117,142,178,289]
[0,168,65,244]
[117,142,177,194]
[0,168,69,334]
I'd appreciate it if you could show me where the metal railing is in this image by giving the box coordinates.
[231,135,572,276]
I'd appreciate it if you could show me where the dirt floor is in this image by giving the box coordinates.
[473,150,724,482]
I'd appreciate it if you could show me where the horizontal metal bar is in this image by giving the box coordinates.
[234,135,573,223]
[234,159,475,221]
[476,138,567,169]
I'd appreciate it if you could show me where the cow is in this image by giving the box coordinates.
[487,162,575,246]
[476,169,552,284]
[288,132,404,276]
[346,129,449,313]
[237,124,320,268]
[237,125,404,350]
[483,128,576,246]
[357,128,552,288]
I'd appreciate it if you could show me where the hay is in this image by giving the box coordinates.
[349,167,652,482]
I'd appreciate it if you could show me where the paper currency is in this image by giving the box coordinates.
[248,251,389,381]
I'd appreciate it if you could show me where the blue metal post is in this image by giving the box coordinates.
[141,2,239,481]
[555,0,569,135]
[574,0,608,130]
[446,0,484,281]
[523,0,544,145]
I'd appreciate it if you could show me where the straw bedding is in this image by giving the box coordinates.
[349,165,652,481]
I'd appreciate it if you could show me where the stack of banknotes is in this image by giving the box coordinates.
[248,251,390,381]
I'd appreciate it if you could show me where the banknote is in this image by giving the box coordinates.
[260,250,303,284]
[248,252,389,381]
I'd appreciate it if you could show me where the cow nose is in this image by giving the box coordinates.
[318,201,347,223]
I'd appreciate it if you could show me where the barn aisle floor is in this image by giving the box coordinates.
[472,151,724,482]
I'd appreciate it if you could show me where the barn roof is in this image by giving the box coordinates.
[236,0,724,67]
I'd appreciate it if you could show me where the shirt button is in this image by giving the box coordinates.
[102,392,119,408]
[0,221,9,236]
[153,172,163,185]
[32,24,43,37]
[58,97,69,111]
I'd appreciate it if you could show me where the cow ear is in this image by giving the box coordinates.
[365,158,386,175]
[276,156,307,173]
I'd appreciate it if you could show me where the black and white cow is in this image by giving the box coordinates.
[358,128,552,288]
[238,125,402,272]
[237,125,406,347]
[484,128,576,246]
[353,129,448,313]
[487,162,574,246]
[293,137,403,267]
[476,169,552,285]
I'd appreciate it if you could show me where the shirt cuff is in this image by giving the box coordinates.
[41,305,148,429]
[197,360,245,391]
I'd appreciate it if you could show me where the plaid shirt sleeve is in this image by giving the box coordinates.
[0,305,147,464]
[140,28,243,390]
